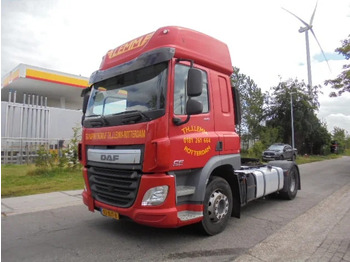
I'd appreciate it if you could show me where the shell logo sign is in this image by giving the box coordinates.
[107,32,154,59]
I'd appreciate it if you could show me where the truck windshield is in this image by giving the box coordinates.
[85,62,167,123]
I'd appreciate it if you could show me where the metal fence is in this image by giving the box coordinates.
[2,91,82,165]
[1,137,66,164]
[3,92,50,139]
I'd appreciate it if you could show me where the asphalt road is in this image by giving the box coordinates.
[2,157,350,262]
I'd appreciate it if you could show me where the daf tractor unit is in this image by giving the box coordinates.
[79,26,300,235]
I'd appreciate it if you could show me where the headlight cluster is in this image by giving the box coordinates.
[142,186,169,206]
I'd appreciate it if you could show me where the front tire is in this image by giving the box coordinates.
[200,176,233,235]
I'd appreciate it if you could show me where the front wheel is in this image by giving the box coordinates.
[200,176,233,235]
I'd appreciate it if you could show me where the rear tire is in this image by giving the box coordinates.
[200,176,233,236]
[268,161,300,200]
[279,165,299,200]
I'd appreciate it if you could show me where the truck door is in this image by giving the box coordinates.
[169,63,217,170]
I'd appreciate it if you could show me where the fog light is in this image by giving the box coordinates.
[142,186,169,206]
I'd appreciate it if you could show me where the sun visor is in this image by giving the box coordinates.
[89,47,175,85]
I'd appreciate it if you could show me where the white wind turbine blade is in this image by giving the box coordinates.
[282,7,310,27]
[310,1,318,25]
[310,28,331,71]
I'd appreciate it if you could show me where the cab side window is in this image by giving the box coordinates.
[174,64,209,115]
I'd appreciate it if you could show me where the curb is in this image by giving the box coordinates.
[1,190,83,216]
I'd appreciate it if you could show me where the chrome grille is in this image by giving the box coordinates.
[87,166,141,208]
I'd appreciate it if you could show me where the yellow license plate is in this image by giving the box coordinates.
[101,208,120,220]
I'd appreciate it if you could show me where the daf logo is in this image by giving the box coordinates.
[101,154,119,161]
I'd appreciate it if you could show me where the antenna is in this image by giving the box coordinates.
[282,1,330,88]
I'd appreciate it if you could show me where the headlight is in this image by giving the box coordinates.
[142,186,169,206]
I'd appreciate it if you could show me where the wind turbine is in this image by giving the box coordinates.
[282,1,330,88]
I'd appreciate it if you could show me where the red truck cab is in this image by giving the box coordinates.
[80,26,300,235]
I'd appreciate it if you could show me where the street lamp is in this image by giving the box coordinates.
[290,92,295,149]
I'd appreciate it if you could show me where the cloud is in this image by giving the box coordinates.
[318,91,350,133]
[1,0,63,73]
[322,114,350,134]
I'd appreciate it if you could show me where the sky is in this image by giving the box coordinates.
[1,0,350,134]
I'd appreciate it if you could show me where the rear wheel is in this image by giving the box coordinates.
[268,161,300,200]
[200,176,233,235]
[279,165,298,200]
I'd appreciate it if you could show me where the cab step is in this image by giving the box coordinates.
[176,186,195,197]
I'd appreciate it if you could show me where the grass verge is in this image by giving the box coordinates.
[295,154,341,165]
[1,164,84,198]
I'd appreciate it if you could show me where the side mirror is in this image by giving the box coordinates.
[81,86,92,114]
[173,99,203,126]
[82,94,89,114]
[187,68,203,97]
[186,99,203,115]
[172,68,204,126]
[81,92,90,125]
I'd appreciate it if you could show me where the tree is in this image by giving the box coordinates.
[325,35,350,97]
[304,120,331,155]
[231,67,265,147]
[259,126,280,148]
[332,127,346,142]
[332,127,346,153]
[266,78,330,154]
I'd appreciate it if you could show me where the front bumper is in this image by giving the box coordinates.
[82,169,203,228]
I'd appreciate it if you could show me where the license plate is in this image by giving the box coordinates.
[101,208,120,220]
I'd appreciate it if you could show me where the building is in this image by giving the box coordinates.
[1,64,89,164]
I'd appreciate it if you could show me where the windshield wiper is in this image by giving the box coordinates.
[86,114,110,124]
[86,110,151,126]
[83,115,108,127]
[112,110,151,124]
[110,110,151,120]
[124,110,151,121]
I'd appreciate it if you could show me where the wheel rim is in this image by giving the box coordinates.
[207,190,229,222]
